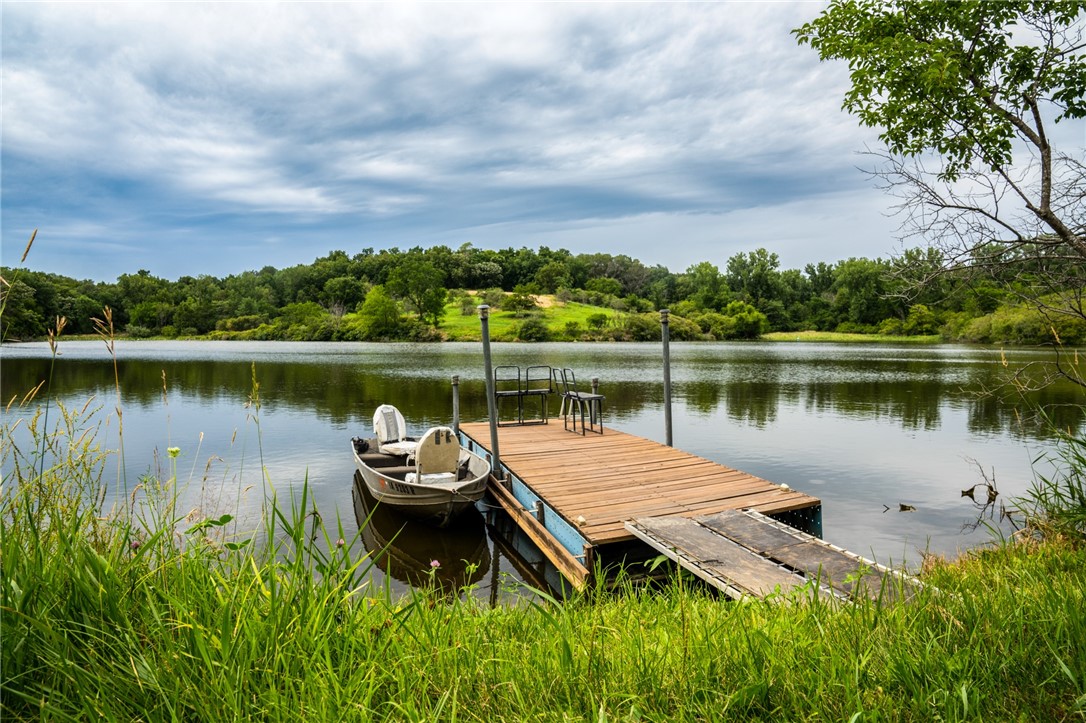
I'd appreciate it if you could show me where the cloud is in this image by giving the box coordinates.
[1,1,896,280]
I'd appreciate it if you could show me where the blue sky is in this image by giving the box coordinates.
[2,2,904,282]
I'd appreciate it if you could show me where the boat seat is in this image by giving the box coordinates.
[415,426,460,477]
[371,465,418,479]
[405,472,458,485]
[373,404,418,456]
[357,452,406,468]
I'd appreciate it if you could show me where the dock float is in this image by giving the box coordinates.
[459,422,822,591]
[627,509,918,601]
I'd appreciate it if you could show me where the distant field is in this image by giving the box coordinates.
[441,296,618,341]
[761,330,943,344]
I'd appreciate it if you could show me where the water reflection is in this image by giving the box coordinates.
[352,472,489,595]
[3,341,1080,439]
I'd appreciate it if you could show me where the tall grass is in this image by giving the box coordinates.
[1019,417,1086,541]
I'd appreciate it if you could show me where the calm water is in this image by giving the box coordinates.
[3,340,1082,593]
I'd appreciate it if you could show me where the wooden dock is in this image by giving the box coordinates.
[459,422,822,590]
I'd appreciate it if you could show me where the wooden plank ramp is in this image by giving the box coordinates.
[627,509,921,602]
[460,422,822,591]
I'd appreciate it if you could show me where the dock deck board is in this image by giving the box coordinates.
[461,422,820,547]
[627,510,921,601]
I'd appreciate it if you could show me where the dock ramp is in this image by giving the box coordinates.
[626,509,919,602]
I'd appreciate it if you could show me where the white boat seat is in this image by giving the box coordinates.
[373,404,418,456]
[405,472,458,485]
[377,441,417,456]
[415,426,460,477]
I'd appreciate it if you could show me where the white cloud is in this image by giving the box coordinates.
[2,1,905,279]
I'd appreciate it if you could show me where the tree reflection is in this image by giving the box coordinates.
[2,342,1080,438]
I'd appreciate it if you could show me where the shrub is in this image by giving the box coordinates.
[586,313,610,331]
[667,314,702,341]
[835,321,878,334]
[692,312,734,340]
[562,321,583,340]
[504,287,538,316]
[216,315,266,332]
[878,317,905,336]
[125,324,153,338]
[478,288,505,308]
[902,304,940,335]
[516,316,551,341]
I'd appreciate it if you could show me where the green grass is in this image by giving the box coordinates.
[761,330,944,344]
[441,298,618,341]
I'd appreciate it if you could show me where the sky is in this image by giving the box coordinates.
[1,2,906,283]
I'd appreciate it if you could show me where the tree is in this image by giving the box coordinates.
[386,256,447,326]
[504,287,538,316]
[322,276,366,316]
[796,1,1086,376]
[356,285,403,339]
[0,279,46,339]
[533,261,571,293]
[832,258,896,328]
[681,262,725,311]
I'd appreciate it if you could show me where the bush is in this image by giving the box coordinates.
[902,304,940,335]
[877,317,905,336]
[478,288,505,309]
[586,313,610,331]
[720,301,769,339]
[835,321,878,334]
[692,312,735,340]
[216,315,266,332]
[516,316,551,341]
[562,321,583,340]
[125,324,153,338]
[667,314,702,341]
[989,307,1048,344]
[505,287,538,316]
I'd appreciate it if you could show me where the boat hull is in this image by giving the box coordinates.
[351,437,490,527]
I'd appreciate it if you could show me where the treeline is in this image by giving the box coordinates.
[2,243,1083,344]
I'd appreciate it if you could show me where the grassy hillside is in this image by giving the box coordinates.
[440,295,618,341]
[761,330,943,344]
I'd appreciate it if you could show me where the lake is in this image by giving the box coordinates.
[2,340,1081,597]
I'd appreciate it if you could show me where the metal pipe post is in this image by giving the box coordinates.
[478,305,502,474]
[661,309,673,446]
[451,375,460,437]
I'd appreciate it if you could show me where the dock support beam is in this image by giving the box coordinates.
[451,375,460,437]
[478,305,502,474]
[661,309,673,447]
